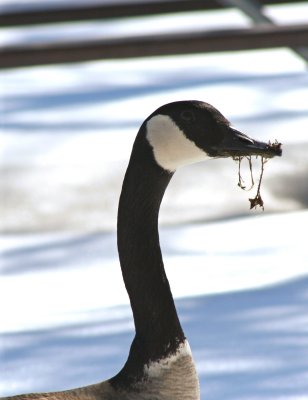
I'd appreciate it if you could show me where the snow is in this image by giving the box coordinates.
[1,210,308,398]
[2,210,307,334]
[2,49,308,231]
[1,2,308,399]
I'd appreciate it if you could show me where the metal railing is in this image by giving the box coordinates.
[1,0,307,69]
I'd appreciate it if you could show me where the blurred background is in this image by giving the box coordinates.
[1,1,308,399]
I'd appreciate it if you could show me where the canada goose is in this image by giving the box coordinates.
[3,101,281,400]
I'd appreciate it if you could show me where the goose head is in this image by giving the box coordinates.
[145,100,282,172]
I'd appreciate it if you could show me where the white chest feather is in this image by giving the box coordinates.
[140,340,200,400]
[146,114,210,172]
[145,340,193,378]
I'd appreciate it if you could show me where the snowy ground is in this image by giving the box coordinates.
[1,49,308,231]
[0,211,308,400]
[1,211,308,398]
[1,1,308,399]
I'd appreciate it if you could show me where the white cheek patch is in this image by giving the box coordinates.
[146,114,210,172]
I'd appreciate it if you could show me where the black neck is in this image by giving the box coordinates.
[111,126,185,388]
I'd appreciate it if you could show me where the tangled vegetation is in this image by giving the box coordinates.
[234,140,282,210]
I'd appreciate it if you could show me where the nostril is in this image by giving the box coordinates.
[237,134,254,145]
[230,128,254,145]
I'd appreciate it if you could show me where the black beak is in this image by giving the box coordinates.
[215,127,282,159]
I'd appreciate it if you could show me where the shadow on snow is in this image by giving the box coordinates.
[1,277,308,399]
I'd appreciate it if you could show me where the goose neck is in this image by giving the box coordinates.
[117,144,184,353]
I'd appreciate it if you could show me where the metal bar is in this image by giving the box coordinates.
[1,0,307,27]
[221,0,308,62]
[0,1,221,27]
[1,23,308,69]
[220,0,272,24]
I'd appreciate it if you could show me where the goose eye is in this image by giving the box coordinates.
[180,110,195,122]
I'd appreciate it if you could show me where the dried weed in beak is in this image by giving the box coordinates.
[268,140,282,154]
[233,140,281,210]
[234,155,268,211]
[235,156,254,191]
[248,156,268,210]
